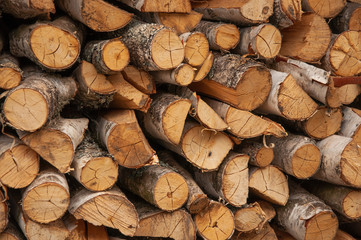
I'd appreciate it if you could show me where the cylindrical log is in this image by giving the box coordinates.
[0,187,8,233]
[9,17,82,71]
[232,202,267,233]
[4,72,77,132]
[0,0,55,19]
[340,107,361,145]
[56,0,132,32]
[330,2,361,33]
[94,109,155,168]
[236,140,274,167]
[269,0,302,29]
[194,21,239,51]
[179,32,209,67]
[249,165,289,206]
[279,12,331,63]
[22,167,70,224]
[268,134,321,179]
[302,0,346,18]
[121,65,156,95]
[257,69,318,121]
[109,19,184,71]
[276,183,338,240]
[314,135,361,188]
[231,222,278,240]
[116,0,191,13]
[189,53,272,111]
[83,39,130,74]
[323,31,361,77]
[194,201,235,240]
[234,24,282,59]
[193,152,249,207]
[157,150,209,214]
[0,222,25,240]
[0,54,22,90]
[18,117,88,173]
[0,135,39,189]
[69,186,138,237]
[150,63,194,86]
[193,51,214,82]
[71,134,118,192]
[334,229,357,240]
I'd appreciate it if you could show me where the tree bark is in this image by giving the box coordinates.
[302,0,346,18]
[56,0,132,32]
[0,53,22,90]
[121,65,156,95]
[340,107,361,145]
[150,63,194,86]
[179,32,209,67]
[330,2,361,33]
[4,72,77,132]
[18,117,88,173]
[93,109,155,168]
[269,0,302,29]
[189,53,272,111]
[0,0,55,19]
[232,202,267,233]
[116,0,192,13]
[236,140,274,167]
[231,222,278,240]
[9,16,82,71]
[193,51,214,82]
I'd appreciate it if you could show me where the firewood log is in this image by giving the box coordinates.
[56,0,132,32]
[0,222,25,240]
[231,222,278,240]
[341,221,361,238]
[279,12,331,63]
[150,63,194,86]
[69,186,138,236]
[118,165,189,211]
[335,84,361,105]
[258,200,276,222]
[22,166,70,224]
[302,0,346,18]
[330,2,361,33]
[194,21,240,51]
[4,72,77,132]
[340,107,361,145]
[234,24,282,59]
[276,182,338,240]
[314,135,361,188]
[349,0,361,3]
[193,152,249,207]
[121,65,156,95]
[190,54,272,111]
[63,214,86,240]
[0,0,55,19]
[236,140,274,168]
[83,39,130,74]
[272,223,297,240]
[116,0,192,13]
[179,32,209,67]
[191,0,274,25]
[87,222,109,240]
[269,0,302,29]
[9,17,82,71]
[232,202,267,233]
[335,230,357,240]
[18,117,88,173]
[157,150,210,214]
[257,69,318,121]
[71,134,118,192]
[93,110,155,168]
[194,201,235,240]
[249,165,289,206]
[0,135,39,189]
[0,54,22,90]
[0,186,8,233]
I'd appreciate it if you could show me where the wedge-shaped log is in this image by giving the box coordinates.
[232,202,267,233]
[0,0,55,19]
[330,2,361,33]
[116,0,191,13]
[0,54,22,90]
[179,32,209,67]
[269,0,302,29]
[121,65,156,95]
[302,0,346,18]
[236,140,274,168]
[193,51,214,82]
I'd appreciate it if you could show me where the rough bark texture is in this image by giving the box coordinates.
[340,107,361,145]
[269,0,302,29]
[116,0,192,13]
[0,0,55,19]
[236,140,274,167]
[150,63,194,86]
[302,0,346,18]
[121,65,156,95]
[0,53,22,90]
[330,2,361,33]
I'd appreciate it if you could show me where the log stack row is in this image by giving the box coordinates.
[0,0,361,239]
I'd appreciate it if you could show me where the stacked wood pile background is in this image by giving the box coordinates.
[1,0,361,239]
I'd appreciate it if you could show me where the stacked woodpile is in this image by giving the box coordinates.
[1,0,361,239]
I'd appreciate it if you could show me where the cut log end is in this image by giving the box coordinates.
[281,0,302,23]
[188,194,210,214]
[80,61,116,94]
[241,0,274,23]
[25,219,70,240]
[121,65,156,95]
[173,63,195,86]
[256,147,274,167]
[255,24,282,59]
[102,40,130,72]
[216,24,240,51]
[341,140,361,187]
[30,25,80,69]
[343,190,361,219]
[31,0,55,12]
[183,32,209,67]
[234,202,266,232]
[304,0,346,18]
[349,8,361,31]
[158,11,203,35]
[196,97,228,131]
[0,190,8,233]
[292,144,321,179]
[0,68,21,90]
[194,51,214,82]
[304,212,338,240]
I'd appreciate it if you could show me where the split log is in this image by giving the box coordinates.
[150,63,194,86]
[109,19,184,71]
[234,24,282,59]
[73,61,116,109]
[205,98,287,138]
[258,200,276,222]
[193,51,214,82]
[276,183,338,240]
[87,222,109,240]
[22,167,70,224]
[268,134,321,179]
[323,31,361,77]
[56,0,132,32]
[121,65,156,95]
[194,21,240,51]
[0,222,25,240]
[69,186,138,236]
[189,54,272,111]
[279,12,331,63]
[335,230,356,240]
[107,73,152,112]
[340,107,361,145]
[249,165,289,206]
[3,72,77,132]
[302,0,346,18]
[116,0,192,13]
[0,54,22,90]
[236,140,274,167]
[305,181,361,220]
[191,0,274,25]
[330,2,361,33]
[63,214,86,240]
[0,0,55,19]
[9,17,82,71]
[94,110,155,168]
[314,135,361,188]
[0,135,39,189]
[335,84,361,105]
[18,117,88,173]
[0,187,8,233]
[232,202,267,233]
[179,32,209,67]
[71,134,118,192]
[157,150,210,214]
[269,0,302,29]
[193,201,235,240]
[83,39,129,75]
[132,199,196,240]
[257,69,318,121]
[231,222,277,240]
[118,165,189,211]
